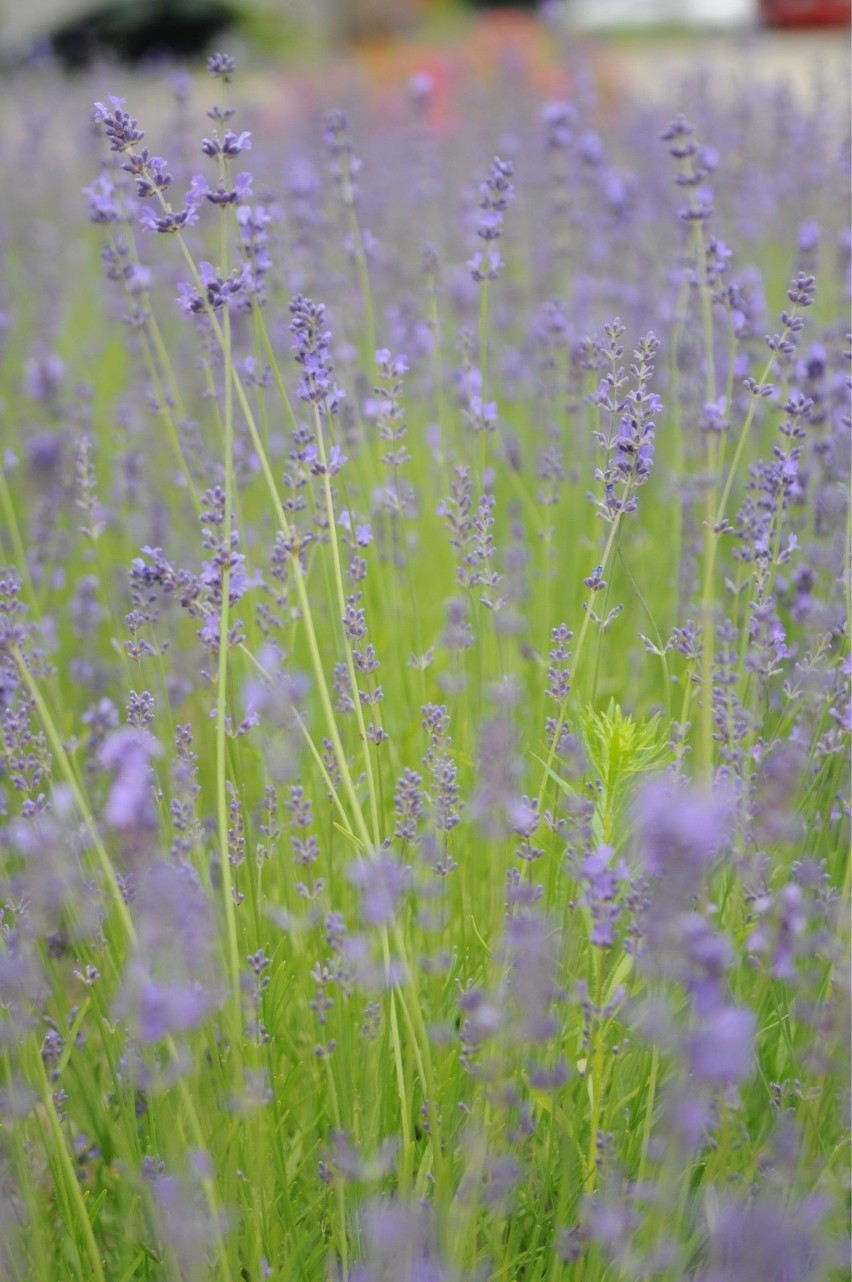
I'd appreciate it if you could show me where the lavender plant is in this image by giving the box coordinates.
[0,39,848,1282]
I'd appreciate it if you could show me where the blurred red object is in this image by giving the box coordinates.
[758,0,851,24]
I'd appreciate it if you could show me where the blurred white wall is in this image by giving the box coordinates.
[567,0,755,26]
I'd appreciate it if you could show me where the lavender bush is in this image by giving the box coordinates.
[0,36,849,1282]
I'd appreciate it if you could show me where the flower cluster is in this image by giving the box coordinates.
[469,155,514,282]
[289,293,345,414]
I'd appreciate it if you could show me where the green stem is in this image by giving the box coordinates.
[34,1048,107,1282]
[312,404,382,849]
[584,950,607,1195]
[0,466,39,609]
[342,178,376,362]
[323,1056,350,1282]
[637,1045,659,1187]
[214,305,243,1007]
[697,431,720,781]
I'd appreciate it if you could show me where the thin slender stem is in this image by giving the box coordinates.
[584,950,607,1195]
[214,306,243,1005]
[312,404,382,848]
[637,1045,659,1188]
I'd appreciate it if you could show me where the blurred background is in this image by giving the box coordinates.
[0,0,848,69]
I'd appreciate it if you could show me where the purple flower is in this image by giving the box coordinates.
[581,845,630,948]
[131,154,173,199]
[352,1200,451,1282]
[687,1003,755,1085]
[289,294,345,414]
[348,854,409,928]
[24,354,64,403]
[581,1188,640,1261]
[579,129,603,164]
[148,1163,230,1278]
[139,185,203,235]
[469,156,514,281]
[748,881,809,981]
[470,709,522,839]
[328,1131,398,1183]
[116,862,223,1044]
[697,1195,836,1282]
[178,261,252,316]
[422,704,463,833]
[207,51,236,79]
[408,72,434,113]
[797,218,820,254]
[204,172,253,207]
[136,983,210,1045]
[502,911,563,1043]
[304,443,347,476]
[324,110,362,207]
[468,246,504,283]
[542,99,576,149]
[477,157,514,242]
[375,348,409,378]
[93,96,144,152]
[701,396,730,435]
[83,174,122,224]
[632,777,731,885]
[393,768,424,844]
[99,728,161,832]
[201,129,251,158]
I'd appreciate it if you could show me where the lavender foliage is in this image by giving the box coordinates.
[0,34,847,1282]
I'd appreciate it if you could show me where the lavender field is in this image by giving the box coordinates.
[0,32,849,1282]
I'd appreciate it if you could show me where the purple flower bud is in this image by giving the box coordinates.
[207,51,236,79]
[93,96,144,152]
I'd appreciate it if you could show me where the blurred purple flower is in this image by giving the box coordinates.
[408,72,434,113]
[207,51,236,80]
[581,844,630,948]
[348,854,410,928]
[351,1200,452,1282]
[632,777,731,891]
[116,862,223,1044]
[99,728,161,832]
[147,1160,230,1280]
[24,354,64,403]
[687,1003,755,1085]
[469,156,513,281]
[748,881,809,981]
[502,911,563,1043]
[697,1195,837,1282]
